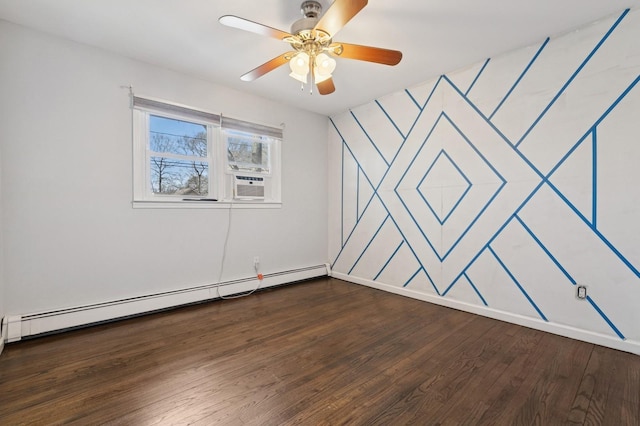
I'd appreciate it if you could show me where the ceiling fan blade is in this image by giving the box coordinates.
[240,53,293,81]
[314,0,368,37]
[331,42,402,65]
[317,78,336,95]
[219,15,293,40]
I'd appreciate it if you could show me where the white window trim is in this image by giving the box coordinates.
[131,96,282,209]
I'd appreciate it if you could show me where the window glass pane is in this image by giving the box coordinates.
[226,130,271,173]
[150,115,207,157]
[150,156,209,196]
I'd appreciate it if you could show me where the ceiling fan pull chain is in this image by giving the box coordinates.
[309,59,314,94]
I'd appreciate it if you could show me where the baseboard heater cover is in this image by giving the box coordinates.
[7,264,329,342]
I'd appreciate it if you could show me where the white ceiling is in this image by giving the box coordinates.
[1,0,638,116]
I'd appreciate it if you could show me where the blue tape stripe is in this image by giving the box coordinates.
[546,131,590,184]
[440,180,505,261]
[330,119,380,268]
[443,113,506,182]
[406,89,422,111]
[416,150,444,223]
[376,77,443,177]
[545,74,639,229]
[443,178,546,295]
[437,113,507,260]
[331,93,429,276]
[464,273,488,306]
[591,74,640,129]
[332,164,379,266]
[417,151,473,225]
[394,113,445,192]
[516,216,625,339]
[442,75,546,180]
[442,274,462,297]
[514,215,576,285]
[382,76,445,184]
[382,206,440,295]
[403,267,423,288]
[388,116,447,264]
[351,110,390,166]
[371,190,439,294]
[332,115,395,271]
[489,38,550,120]
[363,148,440,295]
[592,128,597,229]
[348,215,390,275]
[375,100,406,140]
[395,185,442,261]
[586,296,625,339]
[443,184,472,224]
[423,75,444,111]
[373,241,405,281]
[516,10,630,147]
[465,58,491,96]
[544,179,640,278]
[488,246,548,321]
[356,167,360,221]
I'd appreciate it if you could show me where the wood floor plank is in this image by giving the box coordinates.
[582,345,640,425]
[267,305,482,425]
[0,277,638,425]
[488,332,589,425]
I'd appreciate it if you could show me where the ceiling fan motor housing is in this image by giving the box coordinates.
[301,1,322,18]
[291,17,319,35]
[292,1,323,34]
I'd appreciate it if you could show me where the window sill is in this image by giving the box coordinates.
[132,200,282,209]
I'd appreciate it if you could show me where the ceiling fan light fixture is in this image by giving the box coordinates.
[314,53,336,83]
[289,52,310,83]
[316,53,336,73]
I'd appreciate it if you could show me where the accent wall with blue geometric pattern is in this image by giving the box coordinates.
[328,8,640,354]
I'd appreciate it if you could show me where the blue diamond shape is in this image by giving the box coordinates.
[395,112,506,262]
[418,150,472,224]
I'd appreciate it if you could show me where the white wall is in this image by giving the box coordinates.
[328,8,640,354]
[0,20,328,322]
[0,140,4,342]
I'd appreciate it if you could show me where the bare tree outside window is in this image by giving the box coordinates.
[226,130,271,173]
[149,115,209,196]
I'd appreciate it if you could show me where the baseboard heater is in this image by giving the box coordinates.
[6,264,329,342]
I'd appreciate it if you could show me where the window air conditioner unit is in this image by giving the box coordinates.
[234,175,265,200]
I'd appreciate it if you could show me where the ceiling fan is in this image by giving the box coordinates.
[219,0,403,95]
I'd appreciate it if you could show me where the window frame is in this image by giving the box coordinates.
[132,96,282,209]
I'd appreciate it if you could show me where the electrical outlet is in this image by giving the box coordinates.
[253,256,260,267]
[576,285,587,299]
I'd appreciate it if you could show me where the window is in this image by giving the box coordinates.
[149,115,211,196]
[132,96,281,207]
[225,129,272,174]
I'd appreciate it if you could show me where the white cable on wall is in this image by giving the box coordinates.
[215,206,262,300]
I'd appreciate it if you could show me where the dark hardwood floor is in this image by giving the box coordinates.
[0,277,638,425]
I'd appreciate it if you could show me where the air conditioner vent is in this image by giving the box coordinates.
[234,175,265,200]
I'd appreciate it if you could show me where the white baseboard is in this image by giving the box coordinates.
[332,272,640,356]
[7,264,328,342]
